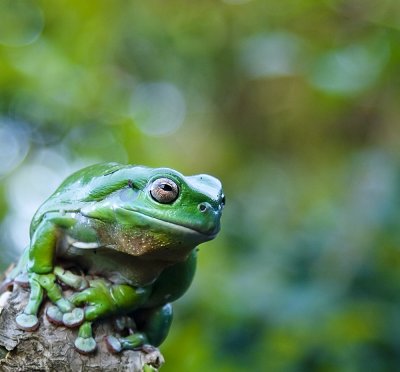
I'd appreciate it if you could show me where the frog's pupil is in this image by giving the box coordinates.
[160,184,173,192]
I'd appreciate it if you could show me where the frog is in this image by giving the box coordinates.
[4,162,224,354]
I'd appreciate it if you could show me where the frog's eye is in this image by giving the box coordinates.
[150,178,179,204]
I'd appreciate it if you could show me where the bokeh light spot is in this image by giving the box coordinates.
[4,153,73,253]
[0,119,30,178]
[239,32,304,78]
[309,41,389,95]
[131,82,186,136]
[0,0,44,47]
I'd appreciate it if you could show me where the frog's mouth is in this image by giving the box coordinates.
[119,208,219,240]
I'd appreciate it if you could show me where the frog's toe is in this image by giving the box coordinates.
[46,305,64,325]
[16,313,39,331]
[75,336,97,354]
[105,335,122,353]
[113,315,136,332]
[63,307,84,328]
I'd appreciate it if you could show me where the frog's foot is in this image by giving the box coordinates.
[62,308,84,328]
[74,321,96,354]
[46,299,84,328]
[104,333,148,353]
[75,336,97,354]
[104,338,159,356]
[16,313,39,331]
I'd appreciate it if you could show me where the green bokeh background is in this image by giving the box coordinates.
[1,1,400,371]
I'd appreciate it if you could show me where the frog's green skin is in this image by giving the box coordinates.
[8,163,224,353]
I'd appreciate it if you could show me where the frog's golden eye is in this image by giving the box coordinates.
[150,178,179,204]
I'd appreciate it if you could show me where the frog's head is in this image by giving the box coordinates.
[119,167,225,238]
[81,166,224,260]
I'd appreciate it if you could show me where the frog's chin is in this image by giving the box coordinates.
[119,208,218,242]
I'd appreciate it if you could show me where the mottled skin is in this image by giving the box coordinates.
[7,163,224,353]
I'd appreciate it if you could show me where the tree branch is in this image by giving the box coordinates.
[0,284,164,371]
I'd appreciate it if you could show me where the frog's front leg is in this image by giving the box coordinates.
[45,266,90,325]
[16,216,82,330]
[54,266,89,291]
[15,273,43,330]
[70,279,150,353]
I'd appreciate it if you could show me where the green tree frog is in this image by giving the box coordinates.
[5,163,224,353]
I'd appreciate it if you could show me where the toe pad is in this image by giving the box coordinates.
[105,335,122,353]
[16,313,39,331]
[75,336,96,354]
[63,308,84,328]
[46,305,63,326]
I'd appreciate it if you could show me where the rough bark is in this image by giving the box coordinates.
[0,285,164,372]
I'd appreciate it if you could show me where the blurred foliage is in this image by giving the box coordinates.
[1,0,400,371]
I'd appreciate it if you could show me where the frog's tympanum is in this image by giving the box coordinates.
[4,163,224,354]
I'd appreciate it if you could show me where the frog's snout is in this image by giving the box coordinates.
[196,199,223,236]
[197,197,224,214]
[197,193,225,214]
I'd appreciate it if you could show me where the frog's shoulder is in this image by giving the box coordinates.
[40,163,130,206]
[30,162,131,234]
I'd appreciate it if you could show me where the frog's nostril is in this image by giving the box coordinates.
[221,194,225,207]
[198,203,208,213]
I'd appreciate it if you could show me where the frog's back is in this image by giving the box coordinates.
[58,163,127,189]
[30,162,131,234]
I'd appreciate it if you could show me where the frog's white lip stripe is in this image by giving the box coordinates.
[65,236,102,249]
[73,241,102,249]
[122,208,218,239]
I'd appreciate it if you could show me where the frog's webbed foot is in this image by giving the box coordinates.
[105,304,172,353]
[104,315,140,353]
[74,321,96,354]
[16,272,83,331]
[105,333,148,354]
[70,281,152,354]
[45,289,84,328]
[35,268,85,327]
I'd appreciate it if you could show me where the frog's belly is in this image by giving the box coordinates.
[56,239,169,287]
